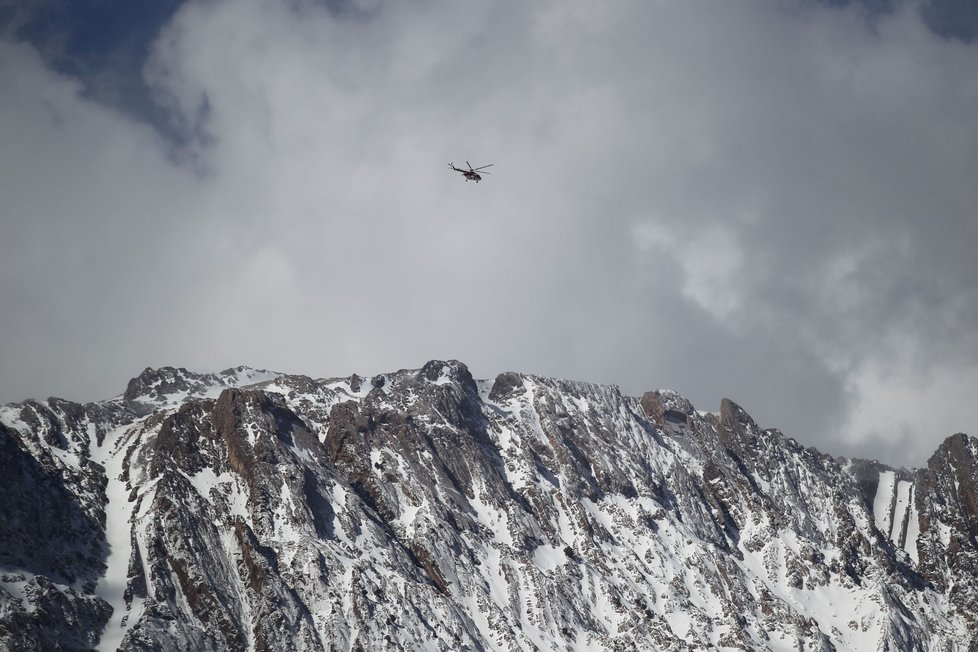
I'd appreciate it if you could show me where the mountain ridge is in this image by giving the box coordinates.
[1,361,976,650]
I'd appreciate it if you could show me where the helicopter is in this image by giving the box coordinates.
[448,161,493,182]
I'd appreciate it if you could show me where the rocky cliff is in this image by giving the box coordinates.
[1,361,976,650]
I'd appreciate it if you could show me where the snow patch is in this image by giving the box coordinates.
[188,467,250,522]
[92,424,140,652]
[429,364,454,386]
[532,543,567,571]
[873,470,895,535]
[469,480,513,547]
[891,480,912,544]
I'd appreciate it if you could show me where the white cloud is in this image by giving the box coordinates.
[631,221,746,321]
[843,351,978,465]
[2,0,978,466]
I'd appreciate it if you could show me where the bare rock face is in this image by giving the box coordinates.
[0,406,113,650]
[2,361,978,650]
[914,434,978,639]
[640,389,692,429]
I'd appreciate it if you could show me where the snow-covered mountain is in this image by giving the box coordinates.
[2,361,977,651]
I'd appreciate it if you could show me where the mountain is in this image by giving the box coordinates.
[1,361,976,651]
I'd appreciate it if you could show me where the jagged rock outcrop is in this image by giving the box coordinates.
[1,361,976,650]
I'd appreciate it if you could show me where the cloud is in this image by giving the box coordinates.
[2,0,977,466]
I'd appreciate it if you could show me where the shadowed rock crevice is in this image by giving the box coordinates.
[0,424,107,587]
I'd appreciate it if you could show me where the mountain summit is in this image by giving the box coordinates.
[1,361,976,650]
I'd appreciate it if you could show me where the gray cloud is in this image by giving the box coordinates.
[2,0,977,467]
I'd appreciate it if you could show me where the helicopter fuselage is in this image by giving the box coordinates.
[449,162,491,182]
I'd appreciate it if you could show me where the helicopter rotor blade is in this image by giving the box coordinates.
[472,164,494,171]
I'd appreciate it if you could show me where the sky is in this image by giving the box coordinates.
[2,0,977,467]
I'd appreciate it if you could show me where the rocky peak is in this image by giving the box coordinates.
[717,397,762,449]
[121,365,280,415]
[639,389,693,429]
[488,370,524,402]
[923,433,978,539]
[123,366,200,402]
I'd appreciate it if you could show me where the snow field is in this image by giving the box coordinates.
[873,471,922,563]
[92,423,141,652]
[188,466,250,522]
[468,479,514,547]
[0,572,36,614]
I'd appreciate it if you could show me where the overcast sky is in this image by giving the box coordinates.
[2,0,977,467]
